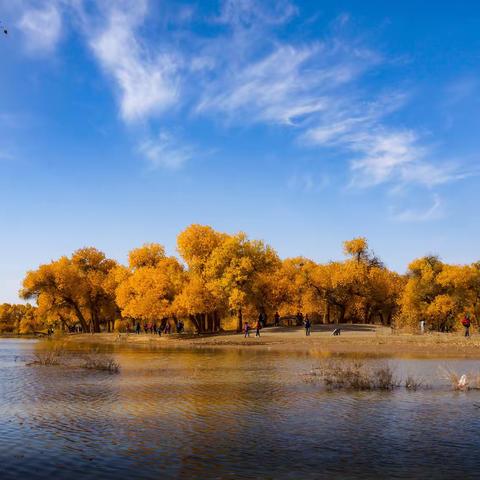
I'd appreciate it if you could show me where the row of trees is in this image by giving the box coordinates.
[1,225,478,334]
[0,303,38,334]
[399,256,480,332]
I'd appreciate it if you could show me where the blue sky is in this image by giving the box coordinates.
[1,0,480,302]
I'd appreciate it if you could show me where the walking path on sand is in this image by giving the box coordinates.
[64,324,480,359]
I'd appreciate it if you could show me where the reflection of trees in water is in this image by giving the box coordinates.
[5,340,480,478]
[169,349,291,477]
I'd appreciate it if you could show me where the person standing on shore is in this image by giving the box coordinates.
[135,322,141,334]
[462,314,471,337]
[420,320,425,334]
[255,320,261,337]
[176,319,184,333]
[304,315,311,336]
[244,321,250,338]
[274,311,280,327]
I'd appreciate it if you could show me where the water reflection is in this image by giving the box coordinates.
[1,339,480,479]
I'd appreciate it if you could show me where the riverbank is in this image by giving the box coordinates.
[60,324,480,358]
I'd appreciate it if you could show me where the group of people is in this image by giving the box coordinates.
[244,317,266,337]
[244,311,312,337]
[419,314,475,337]
[243,320,261,338]
[242,312,269,337]
[127,320,184,336]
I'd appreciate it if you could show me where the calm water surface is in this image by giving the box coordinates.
[1,338,480,479]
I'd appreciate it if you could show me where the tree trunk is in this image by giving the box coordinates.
[58,314,70,332]
[214,311,221,332]
[189,314,200,333]
[69,301,89,332]
[207,313,214,332]
[195,314,205,333]
[159,318,168,331]
[237,308,243,332]
[363,304,370,324]
[322,298,327,324]
[92,314,100,333]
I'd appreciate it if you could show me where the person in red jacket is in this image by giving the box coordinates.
[462,313,471,337]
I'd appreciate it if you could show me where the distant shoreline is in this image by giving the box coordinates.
[0,333,38,339]
[46,325,480,359]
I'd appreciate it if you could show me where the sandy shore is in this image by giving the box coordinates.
[62,324,480,358]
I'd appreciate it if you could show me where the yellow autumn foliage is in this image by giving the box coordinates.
[11,225,480,335]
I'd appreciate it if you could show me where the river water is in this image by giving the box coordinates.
[1,338,480,479]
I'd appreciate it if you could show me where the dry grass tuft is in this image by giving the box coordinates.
[439,366,480,391]
[27,341,120,373]
[304,360,432,391]
[27,350,63,366]
[404,375,426,391]
[81,354,120,373]
[307,360,398,390]
[26,341,67,366]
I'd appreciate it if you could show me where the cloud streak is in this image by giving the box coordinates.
[18,3,63,54]
[13,0,473,195]
[138,132,194,169]
[391,194,442,222]
[87,1,179,123]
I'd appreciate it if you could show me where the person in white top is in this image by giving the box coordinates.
[420,320,425,334]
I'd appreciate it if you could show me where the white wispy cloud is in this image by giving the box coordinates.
[138,132,194,169]
[18,3,63,53]
[190,3,466,190]
[86,1,180,123]
[342,128,466,189]
[287,172,329,192]
[196,40,380,127]
[214,0,298,27]
[349,130,424,186]
[304,102,464,189]
[391,194,442,222]
[197,45,326,125]
[12,0,473,188]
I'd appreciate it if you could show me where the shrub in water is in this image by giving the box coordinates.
[311,360,397,391]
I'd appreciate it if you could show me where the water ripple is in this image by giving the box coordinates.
[1,339,480,479]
